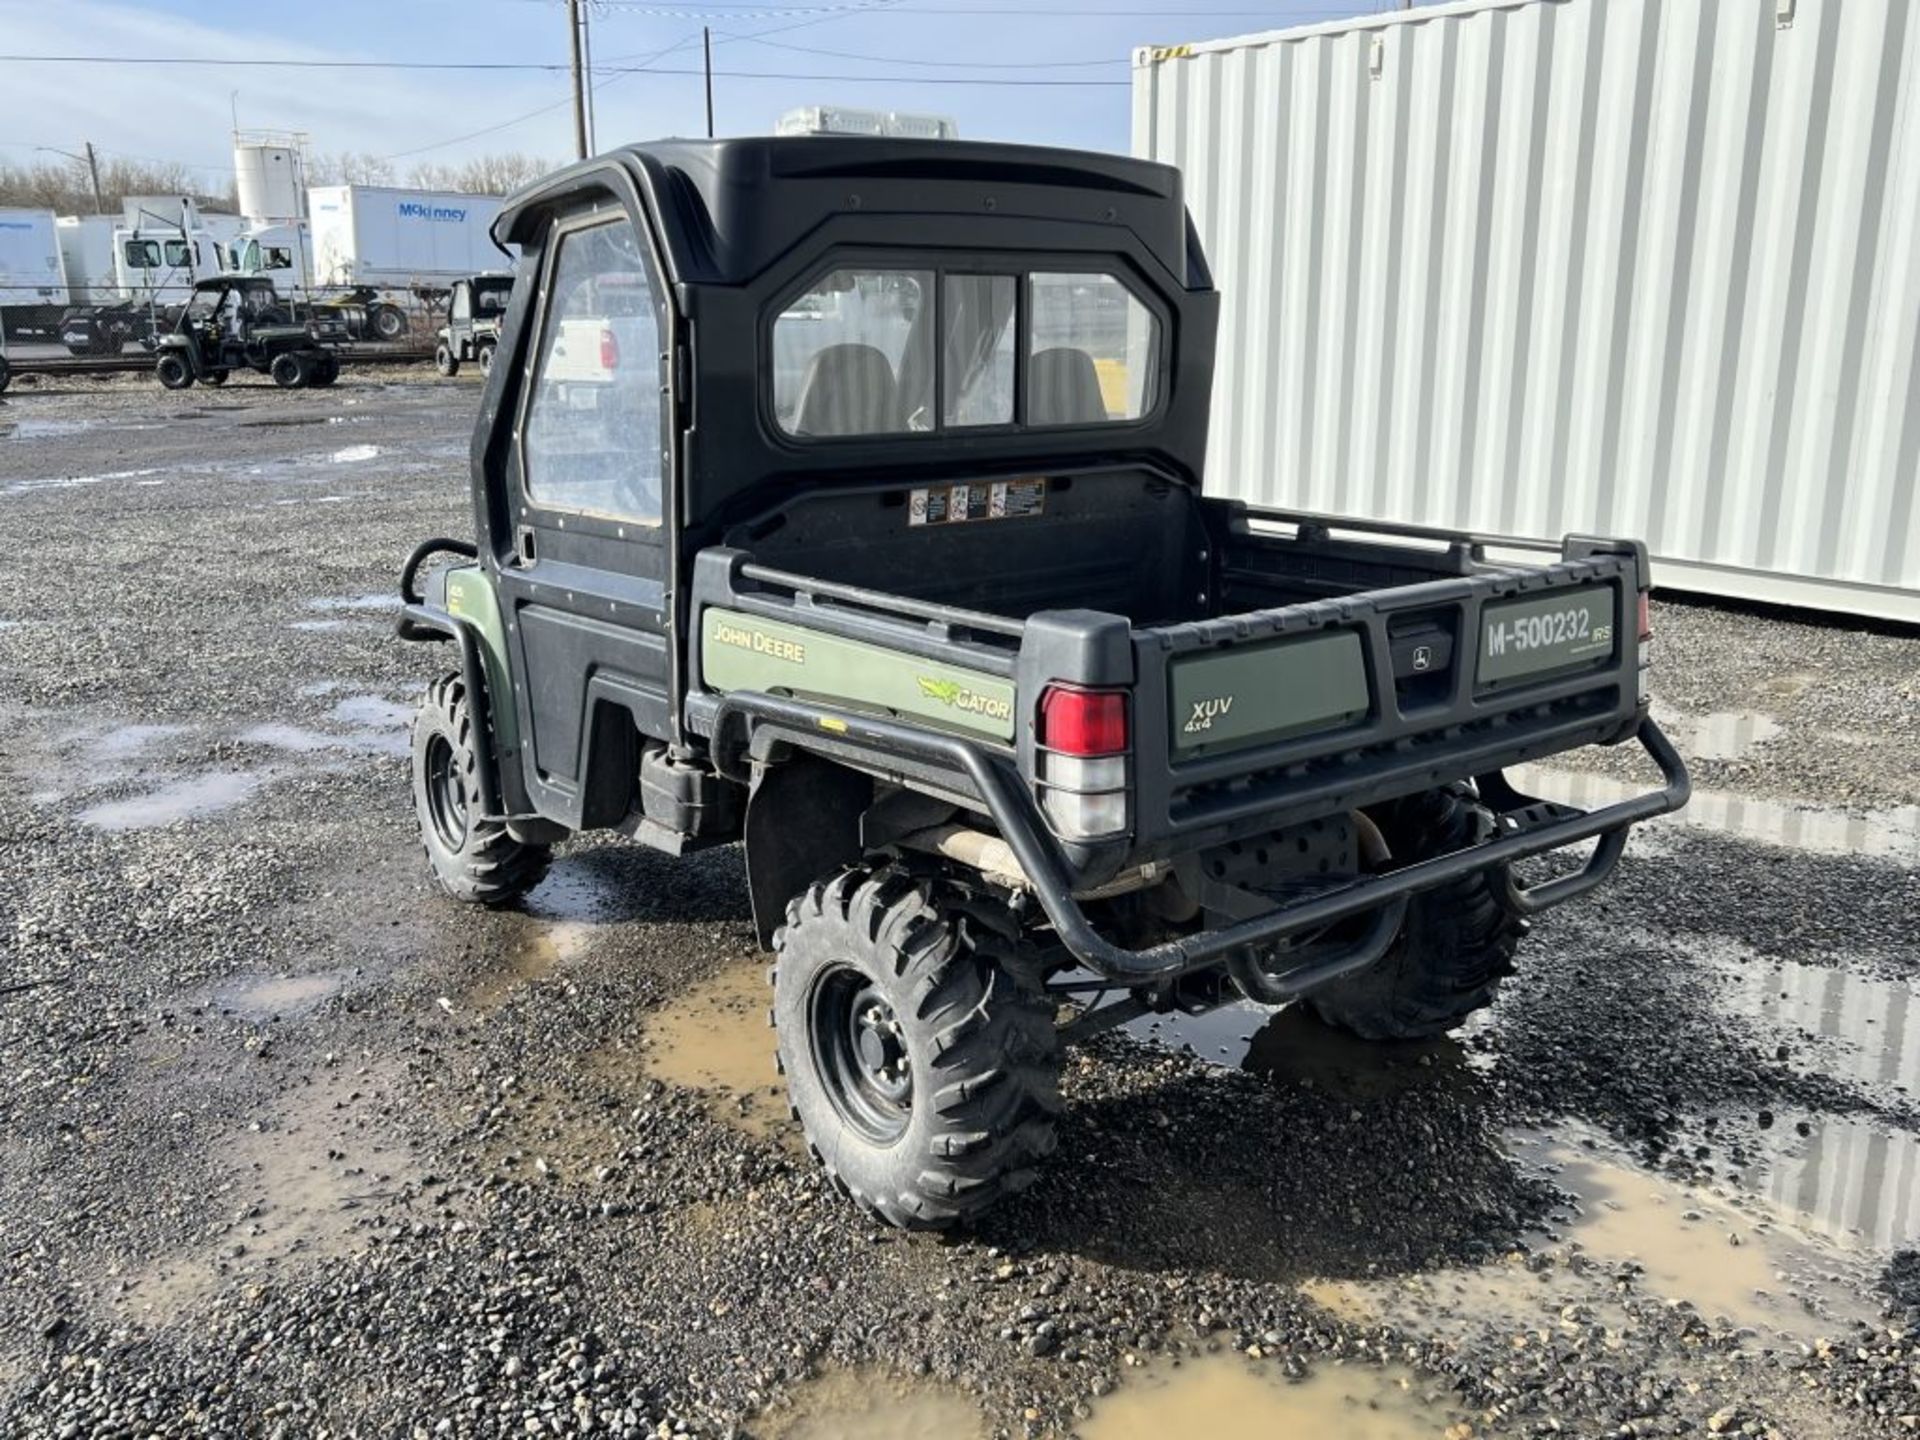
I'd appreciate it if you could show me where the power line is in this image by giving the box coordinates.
[712,30,1126,66]
[0,52,1126,82]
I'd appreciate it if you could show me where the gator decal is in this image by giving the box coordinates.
[702,608,1015,742]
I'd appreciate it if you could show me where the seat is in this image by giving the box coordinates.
[792,343,899,436]
[1028,346,1110,426]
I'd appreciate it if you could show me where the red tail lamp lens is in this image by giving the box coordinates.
[1637,591,1653,641]
[599,325,620,371]
[1038,686,1128,757]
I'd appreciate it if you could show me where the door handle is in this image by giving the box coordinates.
[514,525,537,566]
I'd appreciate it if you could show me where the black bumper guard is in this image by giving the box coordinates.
[709,692,1690,988]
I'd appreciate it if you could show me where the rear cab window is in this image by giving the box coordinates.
[768,263,1162,439]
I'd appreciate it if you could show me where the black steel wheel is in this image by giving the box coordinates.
[155,352,194,390]
[270,352,306,389]
[772,866,1061,1229]
[410,673,550,906]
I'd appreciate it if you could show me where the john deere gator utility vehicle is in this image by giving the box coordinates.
[397,138,1690,1229]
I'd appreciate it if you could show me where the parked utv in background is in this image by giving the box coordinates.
[397,139,1690,1229]
[154,276,345,389]
[435,273,513,377]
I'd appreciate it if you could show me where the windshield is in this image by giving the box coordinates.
[186,290,223,321]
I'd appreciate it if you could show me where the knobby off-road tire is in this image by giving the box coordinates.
[155,353,193,390]
[411,673,550,907]
[772,867,1062,1230]
[270,352,307,390]
[435,342,458,377]
[476,340,496,377]
[1305,785,1525,1041]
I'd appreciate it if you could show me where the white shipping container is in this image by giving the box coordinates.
[0,208,69,307]
[307,185,508,290]
[1134,0,1920,623]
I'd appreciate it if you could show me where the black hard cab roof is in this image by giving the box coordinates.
[481,138,1220,535]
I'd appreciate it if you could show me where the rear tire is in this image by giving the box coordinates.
[0,354,10,394]
[270,352,307,389]
[772,867,1061,1230]
[434,342,458,377]
[411,674,551,907]
[310,356,340,388]
[156,353,194,390]
[1305,785,1525,1041]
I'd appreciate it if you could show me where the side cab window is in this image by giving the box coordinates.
[520,215,664,525]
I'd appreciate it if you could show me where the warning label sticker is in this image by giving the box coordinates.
[909,478,1046,526]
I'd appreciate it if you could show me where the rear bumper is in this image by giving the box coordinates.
[705,690,1689,987]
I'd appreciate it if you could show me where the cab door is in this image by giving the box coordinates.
[492,201,675,831]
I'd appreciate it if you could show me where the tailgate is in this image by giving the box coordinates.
[1136,546,1645,843]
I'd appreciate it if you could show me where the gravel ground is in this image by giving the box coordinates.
[2,367,1917,1439]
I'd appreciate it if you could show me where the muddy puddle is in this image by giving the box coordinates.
[459,864,618,1012]
[78,770,267,831]
[1124,995,1478,1100]
[305,592,395,612]
[1517,1128,1877,1339]
[756,1367,985,1440]
[114,1064,414,1325]
[211,970,350,1020]
[1082,1355,1468,1440]
[1510,764,1920,863]
[1691,940,1920,1250]
[638,962,790,1142]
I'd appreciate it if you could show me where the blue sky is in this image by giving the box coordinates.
[0,0,1391,187]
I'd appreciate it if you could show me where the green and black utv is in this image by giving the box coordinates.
[397,138,1689,1229]
[153,276,346,390]
[434,273,514,378]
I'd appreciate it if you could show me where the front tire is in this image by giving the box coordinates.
[476,339,496,377]
[411,674,550,907]
[435,342,458,377]
[772,867,1061,1230]
[155,353,194,390]
[1305,786,1525,1040]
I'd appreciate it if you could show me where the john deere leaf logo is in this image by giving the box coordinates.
[918,677,962,705]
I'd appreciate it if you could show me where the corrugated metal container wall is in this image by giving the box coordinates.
[1133,0,1920,622]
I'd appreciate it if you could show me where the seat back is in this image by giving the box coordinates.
[792,343,899,436]
[1028,346,1109,426]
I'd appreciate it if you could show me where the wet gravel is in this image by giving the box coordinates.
[2,368,1917,1438]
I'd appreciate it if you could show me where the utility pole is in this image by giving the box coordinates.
[82,141,104,215]
[567,0,588,160]
[703,27,715,138]
[581,2,597,152]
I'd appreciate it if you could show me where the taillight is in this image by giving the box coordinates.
[1036,685,1130,840]
[599,325,619,371]
[1636,591,1653,642]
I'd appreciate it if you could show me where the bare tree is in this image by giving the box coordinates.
[0,156,232,216]
[407,152,554,195]
[307,150,397,188]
